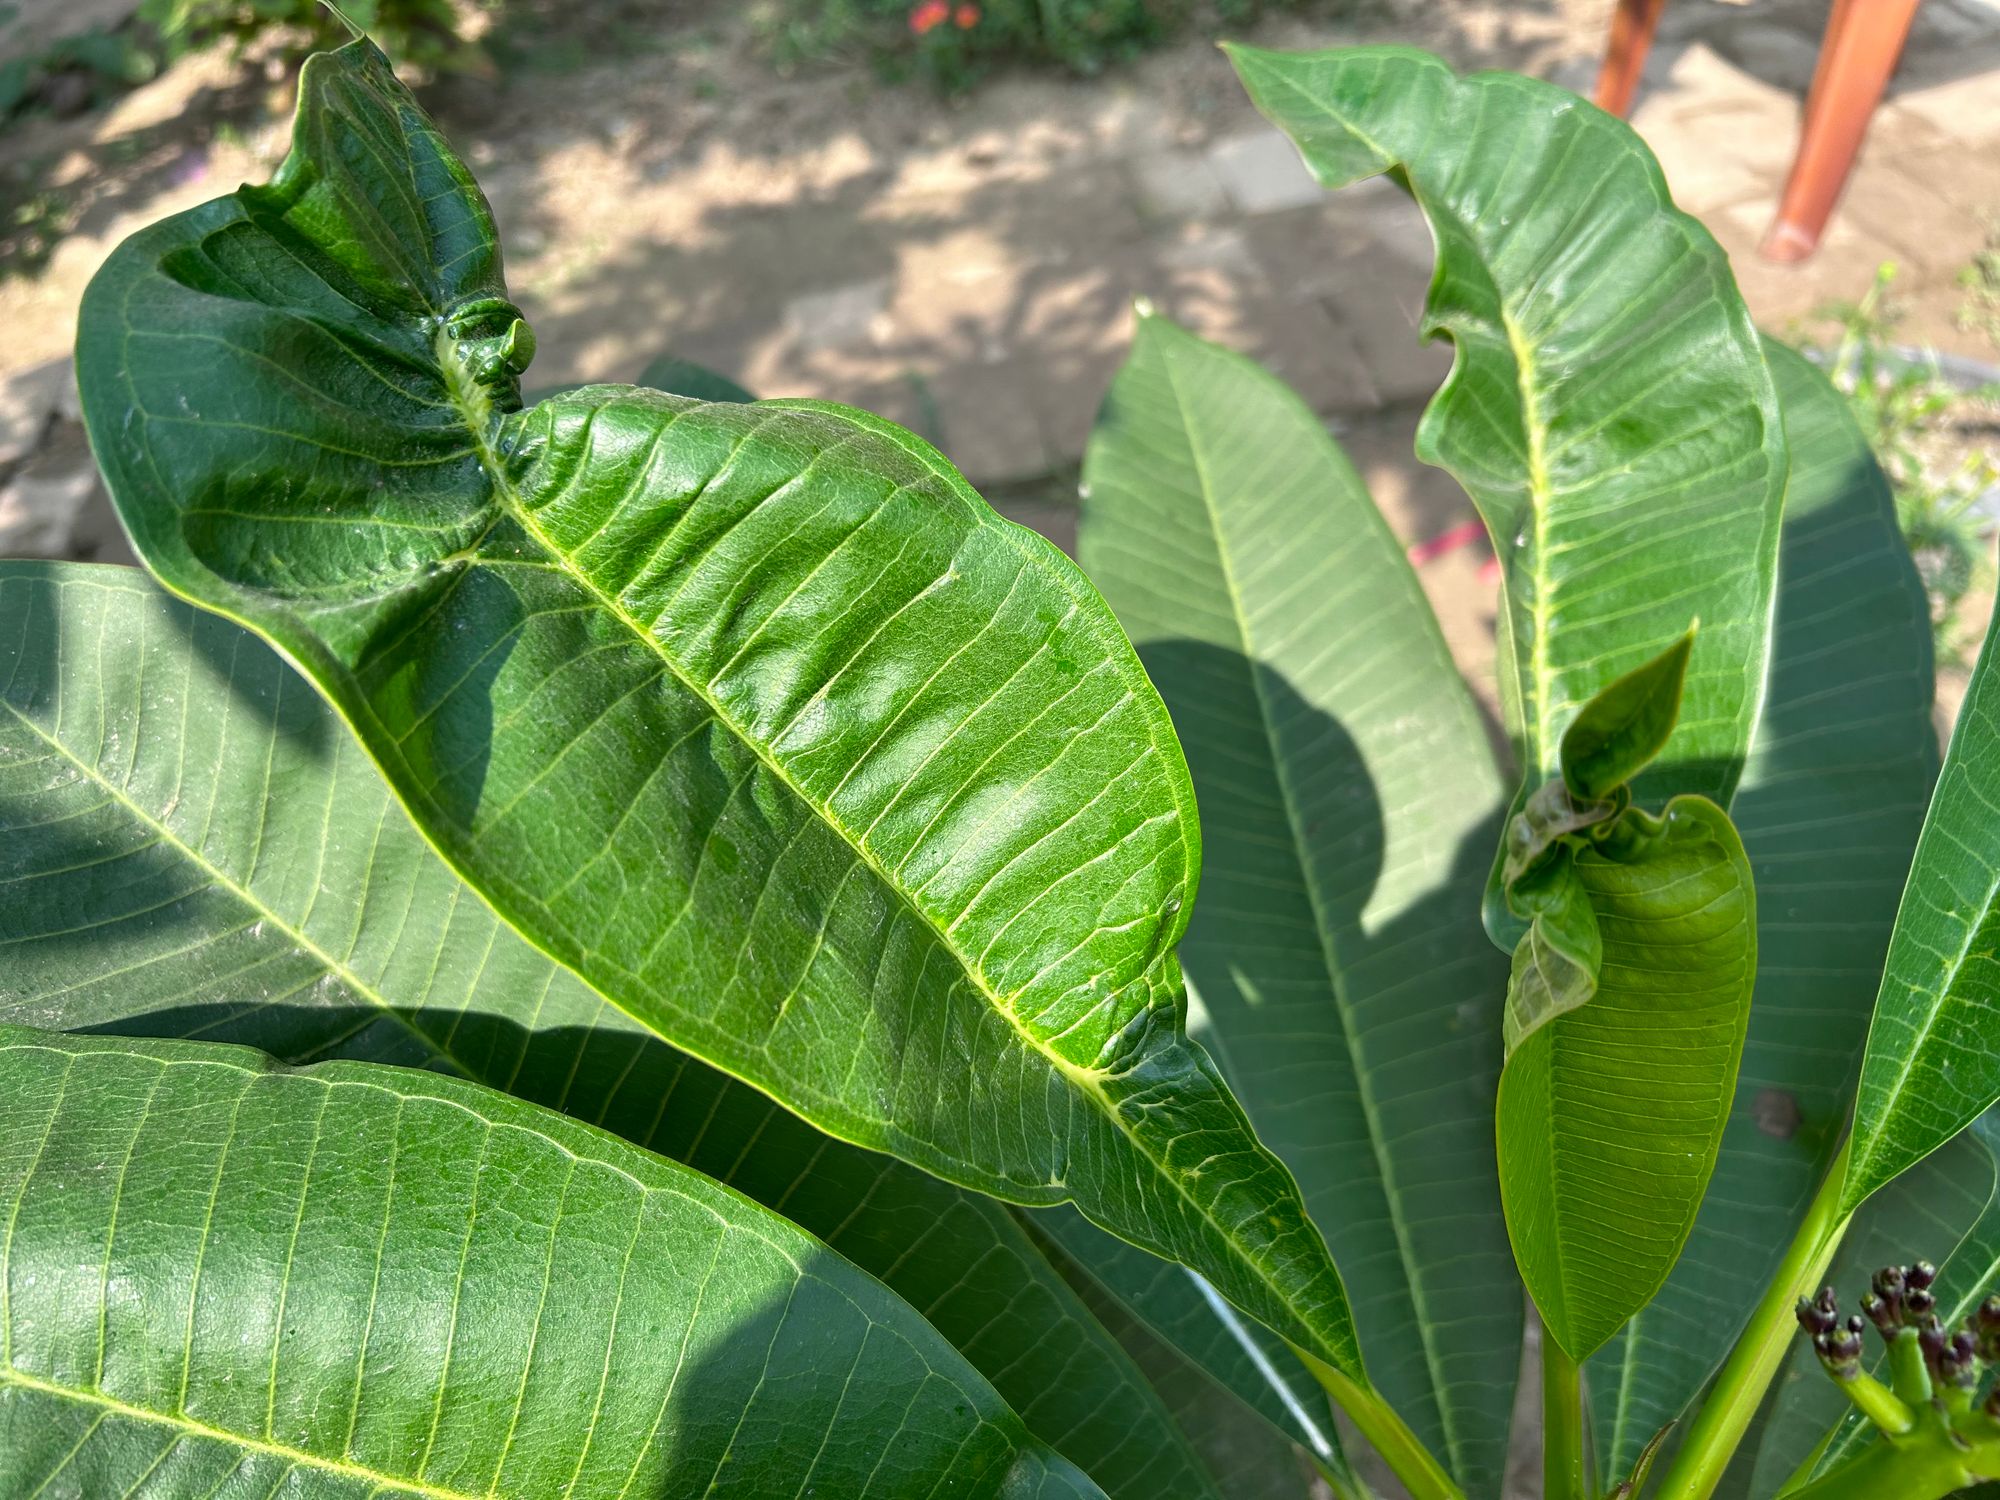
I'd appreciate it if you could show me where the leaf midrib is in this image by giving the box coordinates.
[448,378,1328,1358]
[0,1365,473,1500]
[1150,334,1440,1440]
[1234,53,1560,785]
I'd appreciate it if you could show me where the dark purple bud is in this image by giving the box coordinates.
[1907,1261,1939,1292]
[1909,1287,1938,1319]
[1797,1294,1839,1337]
[1861,1292,1899,1337]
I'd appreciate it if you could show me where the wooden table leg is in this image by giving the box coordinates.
[1594,0,1670,118]
[1761,0,1923,262]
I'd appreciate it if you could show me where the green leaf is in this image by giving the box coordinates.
[1075,311,1520,1493]
[75,38,1361,1381]
[1588,339,1939,1476]
[633,354,755,404]
[1223,43,1786,945]
[0,560,1222,1500]
[0,1025,1103,1498]
[1495,793,1756,1359]
[1560,630,1694,802]
[1845,550,2000,1210]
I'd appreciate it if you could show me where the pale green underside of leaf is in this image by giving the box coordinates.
[1224,43,1786,944]
[1732,1113,2000,1497]
[1847,537,2000,1211]
[75,38,1360,1378]
[1588,340,1938,1475]
[0,560,1223,1500]
[0,1027,1100,1499]
[1496,796,1756,1361]
[1076,313,1520,1495]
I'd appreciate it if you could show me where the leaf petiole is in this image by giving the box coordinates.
[1543,1329,1591,1500]
[1296,1348,1467,1500]
[1651,1135,1855,1500]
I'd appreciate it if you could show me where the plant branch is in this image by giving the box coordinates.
[1543,1329,1591,1500]
[1299,1351,1466,1500]
[1784,1433,1975,1500]
[1651,1135,1855,1500]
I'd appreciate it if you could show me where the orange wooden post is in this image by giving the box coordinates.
[1594,0,1670,118]
[1761,0,1923,262]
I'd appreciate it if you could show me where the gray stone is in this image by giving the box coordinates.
[1207,129,1325,216]
[1130,150,1230,221]
[783,277,894,353]
[0,358,71,471]
[0,422,102,559]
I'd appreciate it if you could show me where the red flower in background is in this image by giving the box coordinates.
[954,3,981,25]
[910,0,949,33]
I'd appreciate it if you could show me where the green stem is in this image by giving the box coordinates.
[1298,1352,1466,1500]
[1784,1436,1972,1500]
[1651,1134,1856,1500]
[1544,1331,1591,1500]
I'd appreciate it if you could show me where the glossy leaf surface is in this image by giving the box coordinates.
[1588,340,1938,1475]
[75,38,1360,1379]
[1846,556,2000,1211]
[0,1026,1101,1498]
[1225,43,1786,944]
[1077,312,1519,1493]
[1496,793,1756,1360]
[0,560,1220,1500]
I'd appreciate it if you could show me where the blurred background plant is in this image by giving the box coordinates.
[137,0,489,76]
[1805,259,2000,664]
[753,0,1322,92]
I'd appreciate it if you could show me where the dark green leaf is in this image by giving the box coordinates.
[1560,630,1694,802]
[0,559,1220,1500]
[1223,43,1786,947]
[1588,338,1938,1476]
[1038,1224,1338,1500]
[1845,557,2000,1211]
[1496,794,1756,1359]
[633,354,754,404]
[75,38,1360,1381]
[1075,311,1521,1493]
[1033,1209,1343,1472]
[0,1025,1102,1498]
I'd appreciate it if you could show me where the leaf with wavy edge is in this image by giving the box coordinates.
[0,1026,1104,1498]
[1224,43,1786,948]
[1076,311,1519,1494]
[0,559,1221,1500]
[1588,340,1938,1478]
[75,37,1360,1382]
